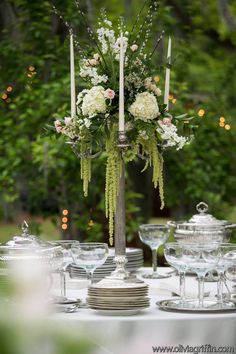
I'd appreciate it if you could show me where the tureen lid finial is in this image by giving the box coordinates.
[21,220,29,236]
[196,202,208,214]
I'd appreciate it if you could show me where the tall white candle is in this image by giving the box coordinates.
[70,32,76,118]
[164,37,171,111]
[119,32,125,132]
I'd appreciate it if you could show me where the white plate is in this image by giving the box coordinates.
[90,308,148,315]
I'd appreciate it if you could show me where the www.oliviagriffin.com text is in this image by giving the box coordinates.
[152,344,235,353]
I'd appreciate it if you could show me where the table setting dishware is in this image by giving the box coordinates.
[139,224,171,279]
[68,247,143,281]
[157,238,236,313]
[71,242,109,285]
[214,243,236,307]
[168,202,235,244]
[48,240,81,307]
[87,281,149,315]
[164,243,189,304]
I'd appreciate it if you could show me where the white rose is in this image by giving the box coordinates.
[81,86,107,118]
[129,92,159,121]
[130,44,138,52]
[64,117,72,125]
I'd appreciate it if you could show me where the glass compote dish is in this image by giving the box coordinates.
[139,224,170,279]
[49,240,79,302]
[71,243,109,285]
[182,243,220,309]
[164,243,189,304]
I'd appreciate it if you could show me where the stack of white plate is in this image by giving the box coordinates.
[69,247,143,281]
[87,282,149,315]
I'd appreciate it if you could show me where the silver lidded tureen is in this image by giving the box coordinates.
[0,221,60,266]
[168,202,236,243]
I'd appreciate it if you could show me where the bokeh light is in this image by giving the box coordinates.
[6,85,13,92]
[61,224,68,230]
[219,116,225,123]
[225,124,231,130]
[62,209,68,216]
[1,93,7,100]
[198,109,205,117]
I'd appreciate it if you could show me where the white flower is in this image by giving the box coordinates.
[104,88,115,99]
[79,59,108,85]
[154,87,162,96]
[77,89,89,106]
[156,121,188,150]
[54,120,62,133]
[88,58,98,66]
[104,19,112,27]
[93,53,100,61]
[139,130,149,140]
[125,122,134,131]
[84,118,92,128]
[144,77,162,97]
[129,92,159,121]
[130,44,138,52]
[64,117,72,125]
[81,86,107,118]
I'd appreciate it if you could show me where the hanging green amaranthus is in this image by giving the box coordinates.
[80,142,91,197]
[105,126,121,246]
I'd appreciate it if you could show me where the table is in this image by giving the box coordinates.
[49,268,236,354]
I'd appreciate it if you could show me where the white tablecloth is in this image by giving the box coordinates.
[49,268,236,354]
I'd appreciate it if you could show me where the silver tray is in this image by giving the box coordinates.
[156,298,236,313]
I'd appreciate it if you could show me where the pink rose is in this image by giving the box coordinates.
[104,89,115,100]
[54,120,62,133]
[161,117,172,126]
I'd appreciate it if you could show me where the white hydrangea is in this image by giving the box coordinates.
[156,121,188,150]
[81,86,107,118]
[129,92,159,121]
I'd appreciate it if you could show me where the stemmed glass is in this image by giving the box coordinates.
[50,240,78,301]
[216,244,236,306]
[71,243,109,285]
[139,224,170,279]
[182,243,220,308]
[164,243,189,304]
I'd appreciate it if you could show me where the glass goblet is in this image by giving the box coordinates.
[164,243,189,303]
[216,244,236,305]
[50,240,79,300]
[182,243,220,308]
[192,228,225,283]
[139,224,170,279]
[224,249,236,301]
[71,242,109,285]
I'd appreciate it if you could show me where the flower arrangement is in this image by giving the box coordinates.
[53,2,194,245]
